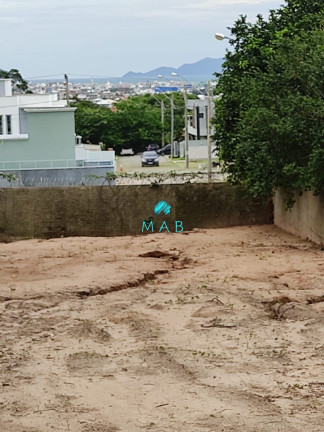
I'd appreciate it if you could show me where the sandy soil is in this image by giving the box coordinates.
[0,225,323,432]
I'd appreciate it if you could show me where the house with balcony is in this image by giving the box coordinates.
[0,79,115,186]
[0,78,77,170]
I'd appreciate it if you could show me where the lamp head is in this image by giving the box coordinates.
[215,32,225,41]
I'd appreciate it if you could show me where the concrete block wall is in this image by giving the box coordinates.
[0,183,273,240]
[274,190,324,246]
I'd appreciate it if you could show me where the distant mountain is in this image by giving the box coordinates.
[178,57,224,76]
[122,67,177,80]
[122,57,224,80]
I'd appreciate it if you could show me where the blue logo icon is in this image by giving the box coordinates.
[141,200,183,233]
[154,201,171,216]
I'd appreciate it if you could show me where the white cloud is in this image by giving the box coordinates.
[130,0,282,20]
[183,0,280,6]
[0,0,282,18]
[0,0,285,76]
[0,16,24,23]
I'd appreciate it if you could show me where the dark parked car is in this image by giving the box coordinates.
[147,143,160,152]
[141,151,159,167]
[157,144,171,156]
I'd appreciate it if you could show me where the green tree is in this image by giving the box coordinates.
[113,95,162,152]
[213,0,324,201]
[0,68,30,93]
[72,100,116,145]
[73,93,188,154]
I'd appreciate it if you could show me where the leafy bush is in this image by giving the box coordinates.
[213,0,324,203]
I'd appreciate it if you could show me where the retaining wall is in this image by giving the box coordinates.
[0,183,273,240]
[274,190,324,246]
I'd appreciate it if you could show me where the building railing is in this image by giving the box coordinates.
[0,159,77,170]
[77,160,114,167]
[0,159,115,170]
[0,134,29,141]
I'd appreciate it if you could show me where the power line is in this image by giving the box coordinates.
[25,74,66,80]
[26,73,113,80]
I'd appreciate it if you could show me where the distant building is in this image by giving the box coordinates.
[187,98,214,140]
[155,86,180,93]
[92,98,115,109]
[179,98,216,160]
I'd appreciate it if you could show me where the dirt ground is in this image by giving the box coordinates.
[0,225,323,432]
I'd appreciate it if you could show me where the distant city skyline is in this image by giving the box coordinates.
[1,0,284,80]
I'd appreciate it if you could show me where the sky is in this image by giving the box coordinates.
[0,0,285,80]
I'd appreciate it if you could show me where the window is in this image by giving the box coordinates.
[0,116,2,135]
[6,115,12,134]
[198,113,204,119]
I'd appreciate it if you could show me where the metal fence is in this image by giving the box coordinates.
[0,166,116,188]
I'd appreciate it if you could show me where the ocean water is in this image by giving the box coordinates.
[29,75,217,86]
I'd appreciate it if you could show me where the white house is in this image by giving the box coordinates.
[0,79,115,185]
[0,78,77,169]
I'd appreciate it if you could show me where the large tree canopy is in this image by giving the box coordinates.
[73,93,186,154]
[213,0,324,201]
[0,68,30,93]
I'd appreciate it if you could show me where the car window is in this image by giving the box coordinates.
[143,151,158,156]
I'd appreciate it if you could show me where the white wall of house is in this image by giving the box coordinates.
[75,145,116,170]
[0,79,77,169]
[0,79,12,97]
[0,79,67,139]
[0,79,117,174]
[179,139,218,160]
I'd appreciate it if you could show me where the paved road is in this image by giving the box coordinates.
[116,154,209,174]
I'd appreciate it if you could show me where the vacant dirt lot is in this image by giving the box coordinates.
[0,225,323,432]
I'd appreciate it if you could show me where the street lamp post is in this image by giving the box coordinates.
[214,33,231,41]
[152,94,166,148]
[206,88,223,183]
[171,72,191,167]
[184,87,189,169]
[160,92,175,157]
[158,75,174,158]
[170,93,174,158]
[207,80,212,182]
[162,72,216,171]
[161,99,165,147]
[173,72,214,172]
[213,31,231,180]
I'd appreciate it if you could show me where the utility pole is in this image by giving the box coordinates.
[152,94,165,147]
[161,99,165,147]
[170,93,174,158]
[207,80,212,182]
[184,87,189,169]
[64,74,70,107]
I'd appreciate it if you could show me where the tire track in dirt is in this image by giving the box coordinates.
[0,226,323,431]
